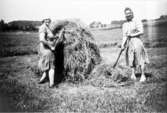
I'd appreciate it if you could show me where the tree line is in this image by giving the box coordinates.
[0,19,41,32]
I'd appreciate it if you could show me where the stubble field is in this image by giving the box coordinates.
[0,26,167,112]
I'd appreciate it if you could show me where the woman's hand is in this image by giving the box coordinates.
[51,47,55,51]
[128,29,143,38]
[121,45,125,50]
[126,32,132,38]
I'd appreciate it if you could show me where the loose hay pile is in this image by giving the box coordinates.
[50,20,101,82]
[87,64,132,87]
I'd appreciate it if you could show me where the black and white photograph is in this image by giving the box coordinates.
[0,0,167,112]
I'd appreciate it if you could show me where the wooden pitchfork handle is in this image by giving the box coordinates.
[113,48,124,68]
[113,36,130,68]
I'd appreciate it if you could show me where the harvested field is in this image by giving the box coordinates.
[0,25,167,112]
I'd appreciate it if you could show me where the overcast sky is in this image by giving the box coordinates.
[0,0,167,24]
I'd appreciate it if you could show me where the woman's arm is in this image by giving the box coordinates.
[129,30,143,37]
[53,28,65,46]
[129,20,144,37]
[39,32,55,51]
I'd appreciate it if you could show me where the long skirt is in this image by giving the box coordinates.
[38,45,55,72]
[125,38,149,68]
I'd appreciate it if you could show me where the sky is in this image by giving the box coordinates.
[0,0,167,24]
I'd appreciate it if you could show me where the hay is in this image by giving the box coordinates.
[50,20,101,82]
[87,64,132,87]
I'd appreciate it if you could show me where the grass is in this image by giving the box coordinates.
[0,32,38,57]
[0,26,167,112]
[0,54,166,112]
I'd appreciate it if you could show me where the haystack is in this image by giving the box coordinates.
[50,20,101,82]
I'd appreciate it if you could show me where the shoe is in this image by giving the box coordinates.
[130,74,137,81]
[49,84,54,88]
[140,75,146,82]
[49,84,59,88]
[38,80,46,84]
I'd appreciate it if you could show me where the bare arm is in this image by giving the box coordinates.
[129,30,143,37]
[129,20,144,37]
[54,28,65,45]
[39,32,54,51]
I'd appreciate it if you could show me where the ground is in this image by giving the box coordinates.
[0,26,167,112]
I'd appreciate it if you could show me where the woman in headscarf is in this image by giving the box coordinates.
[38,18,56,88]
[121,8,149,82]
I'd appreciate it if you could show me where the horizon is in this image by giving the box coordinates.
[1,0,167,25]
[3,15,166,24]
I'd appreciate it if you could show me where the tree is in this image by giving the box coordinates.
[0,19,5,32]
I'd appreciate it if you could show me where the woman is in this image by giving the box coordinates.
[121,8,149,82]
[38,18,56,88]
